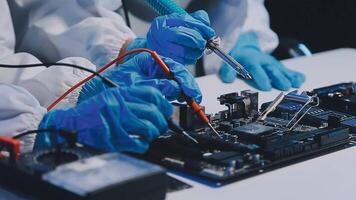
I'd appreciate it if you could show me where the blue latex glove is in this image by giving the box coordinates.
[79,52,202,103]
[126,10,216,65]
[35,86,173,153]
[219,32,306,91]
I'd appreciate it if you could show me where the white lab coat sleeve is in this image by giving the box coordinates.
[241,0,279,53]
[12,0,135,69]
[0,1,15,58]
[0,52,96,151]
[0,52,96,109]
[17,57,97,109]
[0,83,47,152]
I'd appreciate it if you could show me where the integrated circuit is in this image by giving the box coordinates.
[234,123,275,136]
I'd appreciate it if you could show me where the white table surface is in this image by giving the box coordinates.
[167,48,356,200]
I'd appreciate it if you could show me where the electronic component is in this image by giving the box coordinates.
[151,51,222,138]
[0,137,20,163]
[263,93,356,134]
[141,84,355,185]
[43,153,166,200]
[311,82,356,115]
[0,148,167,199]
[233,123,275,144]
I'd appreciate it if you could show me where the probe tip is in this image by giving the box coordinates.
[182,131,199,144]
[207,123,221,138]
[245,73,253,80]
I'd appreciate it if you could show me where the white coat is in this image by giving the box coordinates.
[0,0,277,152]
[0,0,133,152]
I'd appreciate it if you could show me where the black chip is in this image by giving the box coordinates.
[234,123,274,135]
[232,123,276,144]
[204,151,240,162]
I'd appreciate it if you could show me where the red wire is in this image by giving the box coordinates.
[47,48,155,111]
[46,47,210,130]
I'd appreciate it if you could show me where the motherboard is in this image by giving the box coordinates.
[0,83,354,197]
[142,83,356,185]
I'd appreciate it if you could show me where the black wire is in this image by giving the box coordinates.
[121,0,131,28]
[13,129,77,148]
[0,63,119,88]
[12,129,62,139]
[0,63,119,152]
[0,129,74,153]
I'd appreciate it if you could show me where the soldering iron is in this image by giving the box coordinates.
[143,0,253,80]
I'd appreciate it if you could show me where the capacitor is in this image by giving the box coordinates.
[225,160,237,176]
[251,154,261,164]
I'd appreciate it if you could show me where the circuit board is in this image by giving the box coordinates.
[142,83,356,185]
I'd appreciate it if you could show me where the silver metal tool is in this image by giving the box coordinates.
[257,92,286,121]
[285,93,319,130]
[181,130,199,144]
[168,119,199,143]
[206,37,252,80]
[207,122,221,138]
[142,0,252,80]
[256,91,320,131]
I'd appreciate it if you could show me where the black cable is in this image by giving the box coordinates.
[13,129,77,147]
[12,129,61,139]
[121,0,131,28]
[0,62,119,87]
[0,129,72,154]
[167,118,199,144]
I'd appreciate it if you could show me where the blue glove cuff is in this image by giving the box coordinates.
[78,77,109,103]
[234,32,261,52]
[35,110,70,150]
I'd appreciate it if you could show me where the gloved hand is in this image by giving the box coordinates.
[79,52,202,103]
[35,86,173,153]
[219,32,305,91]
[126,10,216,65]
